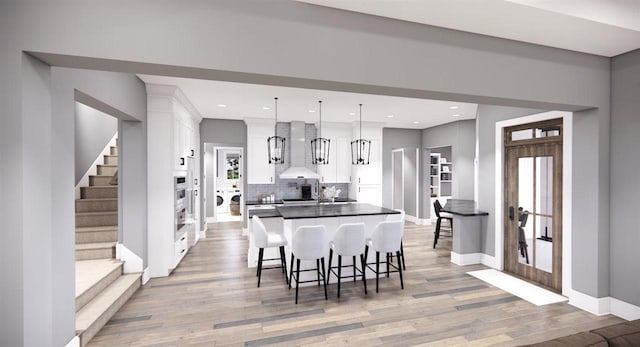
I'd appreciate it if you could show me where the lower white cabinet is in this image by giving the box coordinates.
[173,230,188,268]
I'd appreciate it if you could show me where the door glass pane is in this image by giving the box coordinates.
[518,157,534,267]
[512,129,533,141]
[535,126,561,138]
[535,215,553,273]
[536,156,553,216]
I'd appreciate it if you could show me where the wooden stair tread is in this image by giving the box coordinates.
[76,226,118,232]
[76,211,118,216]
[75,259,123,299]
[75,273,141,333]
[76,242,116,250]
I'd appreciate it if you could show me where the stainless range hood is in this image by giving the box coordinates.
[279,121,320,179]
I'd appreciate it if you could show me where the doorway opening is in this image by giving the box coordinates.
[205,145,244,223]
[503,118,563,292]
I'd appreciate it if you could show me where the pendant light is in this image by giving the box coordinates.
[267,97,286,164]
[351,103,371,165]
[311,100,330,165]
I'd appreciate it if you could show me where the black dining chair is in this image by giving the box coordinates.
[433,200,453,248]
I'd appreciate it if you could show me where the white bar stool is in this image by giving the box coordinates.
[386,210,406,270]
[327,222,367,298]
[252,215,288,288]
[365,220,405,292]
[288,225,328,304]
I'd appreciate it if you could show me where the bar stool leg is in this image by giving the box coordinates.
[376,251,380,293]
[386,253,390,278]
[433,217,442,248]
[400,242,406,270]
[295,258,301,304]
[288,254,295,289]
[257,248,264,287]
[327,249,333,285]
[316,259,321,286]
[279,246,288,284]
[321,257,328,300]
[353,256,357,283]
[337,255,342,298]
[397,250,404,289]
[360,254,367,295]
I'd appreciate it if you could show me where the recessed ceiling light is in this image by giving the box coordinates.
[452,114,461,117]
[450,106,459,110]
[263,106,271,110]
[413,121,420,124]
[349,112,355,116]
[218,104,227,108]
[309,110,315,113]
[387,115,394,118]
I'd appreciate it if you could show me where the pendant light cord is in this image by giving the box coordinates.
[359,104,363,140]
[319,100,322,139]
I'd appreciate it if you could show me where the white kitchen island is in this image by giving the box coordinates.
[248,203,400,285]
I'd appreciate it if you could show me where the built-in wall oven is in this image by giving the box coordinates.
[175,176,188,241]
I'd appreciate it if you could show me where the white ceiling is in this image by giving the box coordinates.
[138,74,477,129]
[296,0,640,57]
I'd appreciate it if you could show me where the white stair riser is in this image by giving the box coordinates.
[81,187,117,199]
[97,165,117,176]
[75,199,117,213]
[110,146,118,156]
[103,155,118,165]
[76,230,118,244]
[76,213,118,228]
[76,264,122,312]
[89,175,116,186]
[76,247,114,261]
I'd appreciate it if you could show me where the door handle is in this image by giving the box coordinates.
[509,206,515,221]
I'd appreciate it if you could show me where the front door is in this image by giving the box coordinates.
[504,119,563,292]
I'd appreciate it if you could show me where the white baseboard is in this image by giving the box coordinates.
[405,215,431,225]
[141,267,150,285]
[610,297,640,321]
[75,133,118,200]
[199,225,208,239]
[480,254,498,268]
[242,227,249,237]
[568,289,610,316]
[206,217,217,223]
[451,252,484,266]
[116,243,143,274]
[65,336,80,347]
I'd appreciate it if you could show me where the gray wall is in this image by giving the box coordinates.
[421,120,476,218]
[382,128,422,216]
[200,119,247,230]
[74,103,117,184]
[0,1,618,344]
[610,48,640,307]
[403,148,419,217]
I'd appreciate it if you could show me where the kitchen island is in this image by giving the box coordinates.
[440,199,489,266]
[247,203,399,284]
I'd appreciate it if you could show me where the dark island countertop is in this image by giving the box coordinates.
[246,198,356,206]
[248,203,399,219]
[441,199,489,216]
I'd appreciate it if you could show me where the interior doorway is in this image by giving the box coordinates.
[503,118,563,292]
[205,145,243,223]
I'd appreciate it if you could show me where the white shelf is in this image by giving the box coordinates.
[441,180,452,182]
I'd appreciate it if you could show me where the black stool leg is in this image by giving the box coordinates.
[433,217,441,248]
[295,258,301,304]
[280,246,288,284]
[400,241,406,270]
[316,259,321,286]
[376,251,380,293]
[397,250,404,290]
[360,253,367,295]
[257,248,264,287]
[386,253,390,278]
[288,254,295,289]
[337,255,342,298]
[353,256,357,283]
[327,249,333,285]
[321,257,328,300]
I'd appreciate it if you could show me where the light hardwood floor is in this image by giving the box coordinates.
[89,221,622,346]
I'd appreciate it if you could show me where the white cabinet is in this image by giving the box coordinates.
[174,116,197,172]
[356,185,382,207]
[317,123,351,184]
[350,123,383,205]
[246,119,276,184]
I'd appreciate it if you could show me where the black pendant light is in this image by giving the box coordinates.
[311,100,330,165]
[351,103,371,165]
[267,97,285,164]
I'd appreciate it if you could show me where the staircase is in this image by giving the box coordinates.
[75,142,141,347]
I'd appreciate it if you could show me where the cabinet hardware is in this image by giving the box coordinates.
[358,177,361,183]
[509,206,515,221]
[358,187,361,193]
[180,236,186,241]
[194,190,198,197]
[181,249,185,254]
[191,149,195,156]
[180,157,185,166]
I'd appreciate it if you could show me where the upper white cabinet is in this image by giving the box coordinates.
[351,124,383,185]
[245,119,276,184]
[317,123,351,184]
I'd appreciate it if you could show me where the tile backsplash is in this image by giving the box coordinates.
[247,122,350,201]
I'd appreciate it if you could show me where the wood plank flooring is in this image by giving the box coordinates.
[89,221,622,346]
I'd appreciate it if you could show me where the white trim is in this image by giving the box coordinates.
[493,111,573,297]
[480,254,498,268]
[568,289,611,316]
[75,133,118,199]
[610,297,640,321]
[141,267,150,285]
[451,252,483,265]
[65,336,80,347]
[416,148,420,222]
[391,148,405,211]
[408,217,432,226]
[199,225,207,239]
[115,243,144,274]
[242,227,249,237]
[206,217,217,223]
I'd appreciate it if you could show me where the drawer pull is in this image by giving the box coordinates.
[180,236,186,241]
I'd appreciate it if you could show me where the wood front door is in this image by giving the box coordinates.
[504,119,563,292]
